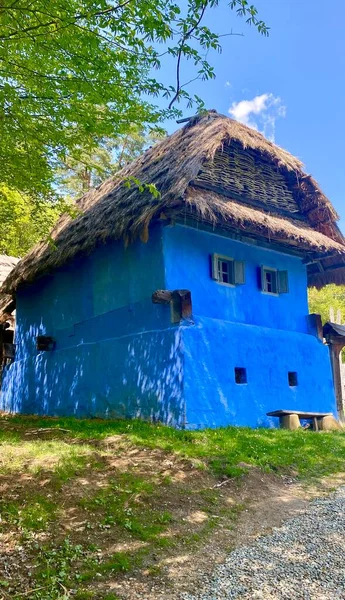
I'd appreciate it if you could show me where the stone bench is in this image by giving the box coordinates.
[266,410,342,431]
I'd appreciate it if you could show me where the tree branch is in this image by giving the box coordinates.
[0,0,134,40]
[168,2,207,109]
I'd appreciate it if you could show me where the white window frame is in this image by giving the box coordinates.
[261,266,278,296]
[211,254,245,287]
[261,265,289,296]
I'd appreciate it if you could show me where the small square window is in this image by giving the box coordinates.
[260,267,289,295]
[218,258,233,284]
[211,255,245,286]
[263,268,277,294]
[288,371,298,387]
[235,367,247,384]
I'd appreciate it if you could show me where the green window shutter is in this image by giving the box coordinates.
[234,260,245,285]
[260,265,265,291]
[277,270,289,294]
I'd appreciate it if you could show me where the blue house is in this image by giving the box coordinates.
[1,111,345,428]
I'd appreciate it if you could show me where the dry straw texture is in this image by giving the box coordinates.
[0,255,19,287]
[185,188,345,256]
[1,110,345,314]
[0,255,19,323]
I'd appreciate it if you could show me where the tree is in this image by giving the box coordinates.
[0,1,268,197]
[0,185,60,257]
[308,285,345,325]
[56,127,164,198]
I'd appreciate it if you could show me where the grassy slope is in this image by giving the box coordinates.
[6,414,345,479]
[0,415,344,600]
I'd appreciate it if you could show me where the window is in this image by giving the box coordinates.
[288,371,298,387]
[218,258,233,284]
[211,254,245,286]
[263,268,277,294]
[260,267,288,295]
[235,367,247,384]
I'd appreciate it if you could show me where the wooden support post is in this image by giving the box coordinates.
[328,340,345,423]
[171,290,192,321]
[152,289,192,324]
[152,290,173,304]
[307,313,323,341]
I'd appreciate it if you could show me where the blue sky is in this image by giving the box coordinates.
[161,0,345,228]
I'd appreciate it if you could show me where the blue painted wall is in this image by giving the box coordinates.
[1,221,337,428]
[182,318,336,428]
[163,224,309,332]
[162,224,337,428]
[1,226,185,426]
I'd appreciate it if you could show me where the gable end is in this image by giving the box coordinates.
[193,141,302,217]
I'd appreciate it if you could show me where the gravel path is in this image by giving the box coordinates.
[181,486,345,600]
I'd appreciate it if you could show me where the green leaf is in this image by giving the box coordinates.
[0,0,267,199]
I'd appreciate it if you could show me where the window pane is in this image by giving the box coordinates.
[217,263,222,281]
[217,259,234,284]
[222,262,228,283]
[264,269,277,293]
[265,271,272,292]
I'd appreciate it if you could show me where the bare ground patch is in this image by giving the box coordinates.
[0,425,344,600]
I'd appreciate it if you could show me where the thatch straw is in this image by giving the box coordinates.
[0,255,19,287]
[1,110,345,314]
[0,255,19,323]
[184,188,345,255]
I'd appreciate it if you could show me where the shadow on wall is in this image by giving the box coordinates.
[1,328,185,426]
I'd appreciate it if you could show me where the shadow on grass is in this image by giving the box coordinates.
[3,414,345,480]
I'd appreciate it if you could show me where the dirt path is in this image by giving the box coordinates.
[181,483,345,599]
[114,470,345,599]
[0,418,344,599]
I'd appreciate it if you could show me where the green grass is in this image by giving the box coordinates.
[6,414,345,480]
[0,494,57,532]
[32,539,146,599]
[1,414,345,599]
[32,538,87,599]
[0,437,98,477]
[79,549,145,583]
[79,472,172,542]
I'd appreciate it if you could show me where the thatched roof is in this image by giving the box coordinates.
[1,110,345,316]
[185,188,345,256]
[0,255,19,323]
[0,255,19,287]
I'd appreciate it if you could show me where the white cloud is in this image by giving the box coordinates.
[224,81,232,88]
[228,93,286,141]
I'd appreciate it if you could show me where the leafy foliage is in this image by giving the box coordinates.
[56,127,163,198]
[0,0,268,196]
[0,126,164,257]
[308,285,345,325]
[0,185,60,256]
